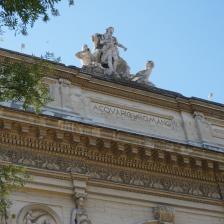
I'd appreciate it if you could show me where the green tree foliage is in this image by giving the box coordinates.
[0,0,74,35]
[0,165,29,223]
[0,1,71,112]
[0,2,68,223]
[0,59,51,113]
[41,51,62,63]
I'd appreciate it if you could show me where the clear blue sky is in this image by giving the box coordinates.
[1,0,224,103]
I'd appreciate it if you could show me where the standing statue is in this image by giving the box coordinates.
[132,61,154,85]
[71,194,91,224]
[100,26,127,75]
[92,27,130,77]
[71,208,91,224]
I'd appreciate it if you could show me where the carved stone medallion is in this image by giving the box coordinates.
[17,204,61,224]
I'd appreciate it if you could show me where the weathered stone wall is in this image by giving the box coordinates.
[44,77,224,152]
[10,177,224,224]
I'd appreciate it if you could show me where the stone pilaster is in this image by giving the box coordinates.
[193,112,213,146]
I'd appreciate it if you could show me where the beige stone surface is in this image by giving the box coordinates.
[9,176,224,224]
[10,191,73,224]
[45,78,224,150]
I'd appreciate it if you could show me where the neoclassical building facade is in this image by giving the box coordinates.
[0,48,224,224]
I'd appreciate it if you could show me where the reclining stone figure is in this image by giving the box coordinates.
[132,61,154,85]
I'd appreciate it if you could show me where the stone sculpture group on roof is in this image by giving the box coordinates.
[75,27,154,86]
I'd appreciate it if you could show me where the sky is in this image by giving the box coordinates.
[1,0,224,103]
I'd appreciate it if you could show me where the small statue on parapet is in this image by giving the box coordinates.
[75,44,94,66]
[132,61,155,86]
[75,27,154,86]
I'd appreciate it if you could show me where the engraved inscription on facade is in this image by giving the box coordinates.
[92,102,178,130]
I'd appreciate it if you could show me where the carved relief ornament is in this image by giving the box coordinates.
[17,204,61,224]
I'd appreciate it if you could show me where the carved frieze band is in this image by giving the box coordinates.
[0,131,218,182]
[0,145,221,200]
